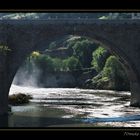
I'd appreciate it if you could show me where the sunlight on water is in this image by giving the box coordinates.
[8,84,140,127]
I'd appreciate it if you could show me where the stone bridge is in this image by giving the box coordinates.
[0,19,140,115]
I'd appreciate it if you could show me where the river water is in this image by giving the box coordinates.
[7,85,140,127]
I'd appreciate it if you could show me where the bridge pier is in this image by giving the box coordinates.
[0,54,12,116]
[125,61,140,107]
[0,90,8,116]
[0,77,9,115]
[130,82,140,107]
[0,70,9,116]
[0,114,8,127]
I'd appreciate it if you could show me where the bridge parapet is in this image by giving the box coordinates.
[0,19,140,26]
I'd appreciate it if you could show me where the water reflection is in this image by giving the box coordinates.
[82,115,140,123]
[8,116,81,127]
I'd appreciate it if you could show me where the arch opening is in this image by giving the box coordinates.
[11,35,131,91]
[6,35,136,127]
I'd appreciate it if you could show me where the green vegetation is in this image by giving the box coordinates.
[62,56,82,71]
[9,93,32,105]
[72,39,97,68]
[102,56,130,90]
[22,36,130,91]
[92,56,130,90]
[26,52,82,72]
[35,55,55,72]
[65,36,84,49]
[91,47,110,72]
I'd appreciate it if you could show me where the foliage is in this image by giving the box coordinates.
[91,55,130,90]
[25,52,82,73]
[62,56,82,71]
[35,55,55,72]
[21,36,130,91]
[30,51,40,58]
[24,51,41,71]
[65,36,85,49]
[52,58,63,71]
[91,46,110,72]
[103,56,124,79]
[92,73,111,90]
[72,39,98,68]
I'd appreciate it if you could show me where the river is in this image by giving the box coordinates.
[7,85,140,127]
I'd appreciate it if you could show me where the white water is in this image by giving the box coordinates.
[8,84,140,127]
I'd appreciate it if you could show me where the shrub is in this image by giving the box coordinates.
[91,46,110,72]
[52,58,63,71]
[90,55,130,90]
[63,56,82,71]
[72,39,98,68]
[102,56,130,90]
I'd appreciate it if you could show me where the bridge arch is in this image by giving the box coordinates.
[0,20,140,116]
[12,33,135,104]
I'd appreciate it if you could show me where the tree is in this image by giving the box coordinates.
[91,46,110,72]
[102,55,130,90]
[63,56,82,71]
[34,55,55,72]
[52,58,63,71]
[72,39,98,68]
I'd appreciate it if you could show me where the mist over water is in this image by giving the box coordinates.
[13,61,41,87]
